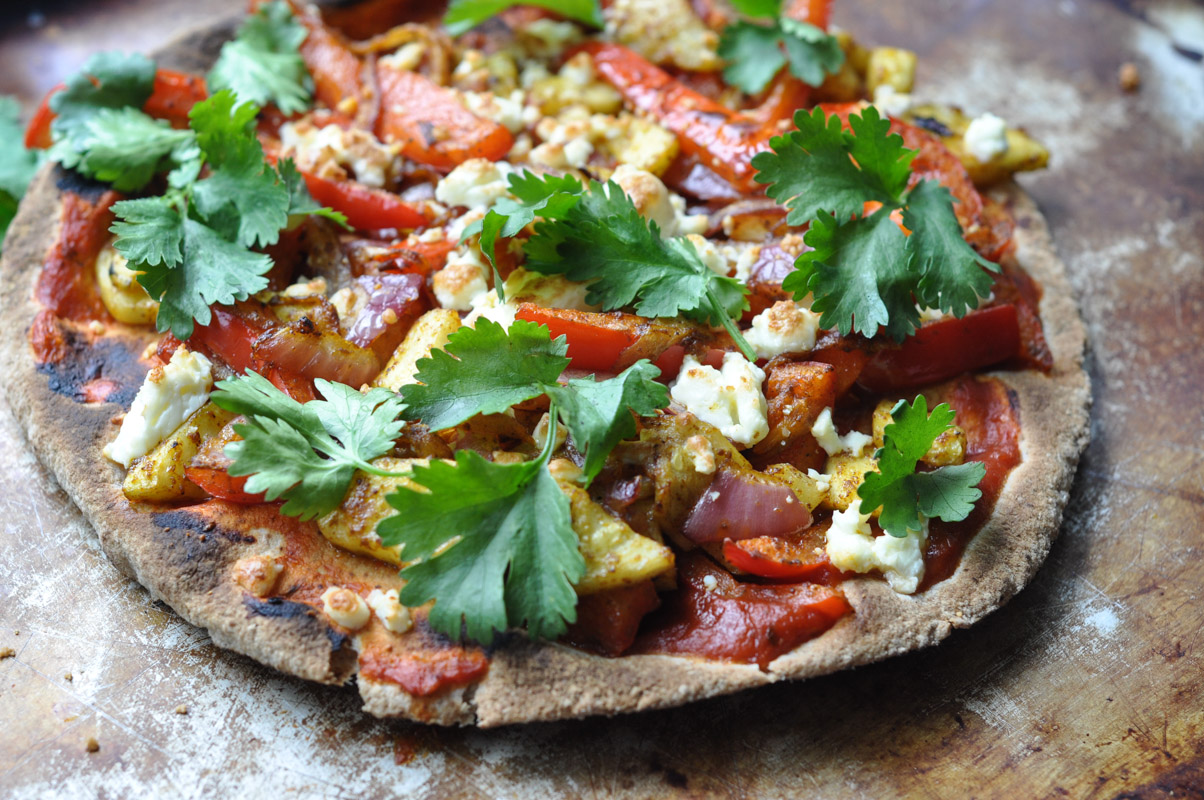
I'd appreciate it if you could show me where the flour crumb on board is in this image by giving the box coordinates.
[84,737,99,753]
[1084,607,1119,635]
[0,647,14,659]
[175,704,188,715]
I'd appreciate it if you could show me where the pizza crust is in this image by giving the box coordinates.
[0,25,1089,728]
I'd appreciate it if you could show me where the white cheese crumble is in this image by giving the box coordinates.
[365,589,413,634]
[103,348,213,468]
[702,574,719,592]
[465,267,596,329]
[432,246,489,310]
[279,120,400,188]
[670,353,769,448]
[806,468,831,494]
[609,165,706,238]
[811,407,874,457]
[964,112,1010,163]
[872,84,914,117]
[321,587,371,631]
[435,158,514,211]
[743,301,821,359]
[684,234,729,276]
[825,500,928,594]
[683,434,717,475]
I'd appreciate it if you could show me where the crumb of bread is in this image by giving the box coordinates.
[1119,62,1140,92]
[85,737,100,753]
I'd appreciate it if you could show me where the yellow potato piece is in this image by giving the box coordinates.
[122,403,235,503]
[559,481,675,595]
[372,309,461,392]
[317,457,430,566]
[825,453,880,512]
[96,245,158,326]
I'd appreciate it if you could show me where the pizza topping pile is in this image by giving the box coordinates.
[22,0,1052,669]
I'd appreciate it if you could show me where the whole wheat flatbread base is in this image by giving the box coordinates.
[0,23,1090,728]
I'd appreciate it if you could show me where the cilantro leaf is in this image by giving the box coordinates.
[464,170,585,290]
[786,208,918,340]
[728,0,783,15]
[109,197,185,267]
[212,372,407,520]
[136,217,273,339]
[104,91,342,339]
[753,105,913,225]
[208,0,313,114]
[523,180,754,359]
[0,97,43,249]
[779,18,846,87]
[718,10,843,94]
[718,23,786,96]
[550,361,668,482]
[401,318,570,431]
[444,0,603,36]
[56,107,197,192]
[401,319,669,483]
[757,106,1000,341]
[904,179,998,316]
[48,51,156,147]
[380,436,581,643]
[857,396,986,537]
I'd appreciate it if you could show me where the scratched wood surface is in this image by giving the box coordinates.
[1,0,1202,797]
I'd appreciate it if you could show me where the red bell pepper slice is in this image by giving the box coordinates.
[184,466,268,505]
[721,524,842,583]
[190,304,271,375]
[24,84,62,149]
[514,304,638,373]
[858,304,1022,392]
[375,65,514,170]
[300,170,428,230]
[784,0,833,28]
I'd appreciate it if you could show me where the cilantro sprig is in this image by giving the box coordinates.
[857,396,986,537]
[497,175,754,359]
[108,90,344,339]
[401,318,668,483]
[208,1,313,114]
[718,0,844,95]
[379,411,583,643]
[383,318,666,642]
[461,170,586,293]
[211,371,409,520]
[0,97,45,249]
[753,106,999,341]
[443,0,603,36]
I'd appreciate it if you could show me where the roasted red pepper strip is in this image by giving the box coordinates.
[583,42,782,193]
[721,523,842,584]
[858,304,1022,393]
[300,170,427,230]
[784,0,833,28]
[189,304,271,375]
[375,64,514,170]
[515,304,638,372]
[25,70,209,150]
[562,581,662,657]
[183,466,268,504]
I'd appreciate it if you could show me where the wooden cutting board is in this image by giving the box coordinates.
[1,1,1201,796]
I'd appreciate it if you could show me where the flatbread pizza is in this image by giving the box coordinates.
[0,0,1089,726]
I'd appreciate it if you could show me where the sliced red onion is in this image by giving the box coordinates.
[682,469,812,543]
[252,319,381,389]
[346,273,426,361]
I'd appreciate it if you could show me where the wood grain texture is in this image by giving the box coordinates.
[1,0,1201,796]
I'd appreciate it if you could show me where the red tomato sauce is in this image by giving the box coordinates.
[358,626,490,697]
[920,375,1022,589]
[34,190,120,323]
[632,552,852,667]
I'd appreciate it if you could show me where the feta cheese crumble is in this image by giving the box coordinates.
[964,112,1010,163]
[103,348,213,468]
[825,501,928,594]
[743,301,821,359]
[811,407,874,457]
[670,353,769,448]
[435,158,514,211]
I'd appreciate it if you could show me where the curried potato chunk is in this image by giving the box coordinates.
[123,402,236,502]
[824,452,879,511]
[96,245,158,326]
[317,457,428,566]
[872,398,968,466]
[560,481,675,595]
[372,308,461,392]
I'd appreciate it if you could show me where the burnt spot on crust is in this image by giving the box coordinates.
[151,508,258,546]
[244,596,356,676]
[37,323,150,409]
[53,166,112,202]
[246,596,316,620]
